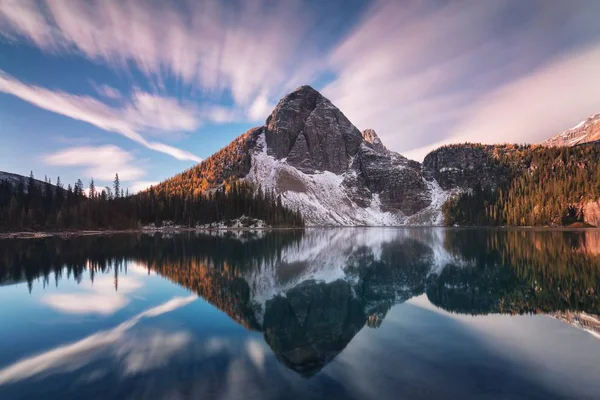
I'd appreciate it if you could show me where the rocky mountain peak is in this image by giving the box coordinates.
[154,84,454,226]
[361,129,388,154]
[264,85,363,174]
[541,113,600,147]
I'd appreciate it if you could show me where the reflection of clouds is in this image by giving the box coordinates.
[202,338,270,400]
[246,340,266,370]
[204,337,229,355]
[126,261,153,276]
[0,295,196,385]
[41,274,142,315]
[42,293,129,316]
[116,331,192,375]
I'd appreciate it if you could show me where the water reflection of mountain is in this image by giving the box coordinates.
[1,229,600,376]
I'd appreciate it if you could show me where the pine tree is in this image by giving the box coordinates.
[28,171,35,195]
[114,174,120,199]
[89,179,96,199]
[75,179,84,197]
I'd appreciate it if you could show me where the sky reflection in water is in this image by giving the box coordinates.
[0,228,599,399]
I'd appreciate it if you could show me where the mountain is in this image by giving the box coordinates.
[541,113,600,147]
[0,171,55,192]
[434,141,600,226]
[154,86,600,227]
[157,86,457,226]
[5,86,599,230]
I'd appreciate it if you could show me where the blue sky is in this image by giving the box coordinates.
[1,0,600,192]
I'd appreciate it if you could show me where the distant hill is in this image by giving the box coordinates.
[0,171,57,192]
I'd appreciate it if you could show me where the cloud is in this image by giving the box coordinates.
[0,295,197,385]
[116,331,192,375]
[125,89,200,133]
[43,145,145,181]
[401,43,600,161]
[0,70,202,161]
[4,0,600,165]
[41,274,143,316]
[246,340,266,370]
[444,44,600,145]
[129,180,160,194]
[91,82,122,100]
[0,0,342,112]
[43,293,129,316]
[323,0,600,160]
[247,93,275,122]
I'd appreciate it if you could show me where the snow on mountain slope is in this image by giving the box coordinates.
[151,85,460,227]
[240,228,472,322]
[0,171,30,188]
[541,113,600,147]
[0,171,55,192]
[247,132,453,226]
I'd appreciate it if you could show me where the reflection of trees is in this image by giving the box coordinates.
[0,235,139,291]
[2,230,600,320]
[429,230,600,316]
[2,229,600,375]
[0,231,303,289]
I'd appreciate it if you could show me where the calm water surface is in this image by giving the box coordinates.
[1,228,600,400]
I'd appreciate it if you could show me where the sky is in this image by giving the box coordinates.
[1,0,600,193]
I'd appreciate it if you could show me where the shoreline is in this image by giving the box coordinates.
[0,227,303,240]
[1,225,599,240]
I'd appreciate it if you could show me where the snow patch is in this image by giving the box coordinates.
[246,133,451,226]
[195,216,269,230]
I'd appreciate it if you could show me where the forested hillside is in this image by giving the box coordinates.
[443,142,600,226]
[0,171,303,232]
[154,127,261,197]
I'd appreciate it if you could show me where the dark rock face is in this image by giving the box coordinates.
[262,86,439,220]
[344,143,431,213]
[265,85,363,174]
[262,279,366,377]
[422,145,509,191]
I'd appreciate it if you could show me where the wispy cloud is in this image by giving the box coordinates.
[442,44,600,146]
[0,70,202,162]
[324,0,600,160]
[43,145,145,182]
[0,0,338,109]
[90,82,122,100]
[115,331,192,376]
[3,0,600,163]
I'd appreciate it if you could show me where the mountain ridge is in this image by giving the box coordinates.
[154,85,458,226]
[4,85,599,229]
[151,85,600,227]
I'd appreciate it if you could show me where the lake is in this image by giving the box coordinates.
[0,228,599,400]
